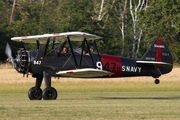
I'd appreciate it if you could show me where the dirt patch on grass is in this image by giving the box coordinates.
[0,67,179,84]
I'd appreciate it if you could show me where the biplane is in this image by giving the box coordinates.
[5,32,173,100]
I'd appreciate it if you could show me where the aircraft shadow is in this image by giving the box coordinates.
[59,96,180,101]
[94,96,180,100]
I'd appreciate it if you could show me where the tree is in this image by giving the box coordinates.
[10,0,16,24]
[130,0,148,58]
[138,0,180,63]
[7,0,60,36]
[56,0,95,32]
[0,0,13,61]
[113,0,127,56]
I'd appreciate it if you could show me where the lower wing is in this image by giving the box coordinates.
[56,68,113,78]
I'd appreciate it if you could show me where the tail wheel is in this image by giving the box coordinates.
[28,87,42,100]
[154,79,160,84]
[42,87,57,100]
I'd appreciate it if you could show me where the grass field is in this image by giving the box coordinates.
[0,65,180,120]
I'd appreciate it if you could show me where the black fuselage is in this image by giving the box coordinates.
[28,50,162,78]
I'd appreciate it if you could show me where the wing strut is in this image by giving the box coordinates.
[93,40,101,62]
[36,39,40,50]
[78,38,96,68]
[44,38,50,56]
[20,41,26,50]
[67,36,78,68]
[79,39,85,67]
[84,39,96,68]
[51,38,56,49]
[57,40,67,57]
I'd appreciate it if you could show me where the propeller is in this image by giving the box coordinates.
[5,43,14,66]
[5,43,30,77]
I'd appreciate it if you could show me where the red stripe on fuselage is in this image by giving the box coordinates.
[156,39,162,62]
[101,54,122,77]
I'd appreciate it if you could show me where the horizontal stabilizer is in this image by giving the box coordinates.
[56,68,113,78]
[136,61,173,66]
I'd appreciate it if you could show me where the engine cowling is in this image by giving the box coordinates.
[14,48,30,74]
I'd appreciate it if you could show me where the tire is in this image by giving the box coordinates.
[42,87,57,100]
[154,79,160,84]
[28,87,42,100]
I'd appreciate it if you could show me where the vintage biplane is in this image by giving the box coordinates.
[5,32,173,100]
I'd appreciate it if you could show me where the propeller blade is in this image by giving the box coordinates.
[5,43,14,65]
[5,43,12,58]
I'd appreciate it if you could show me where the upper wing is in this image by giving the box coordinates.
[56,68,113,78]
[11,32,102,43]
[136,60,173,65]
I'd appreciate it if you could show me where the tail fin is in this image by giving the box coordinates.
[139,39,173,74]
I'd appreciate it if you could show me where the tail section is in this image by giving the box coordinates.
[138,39,173,74]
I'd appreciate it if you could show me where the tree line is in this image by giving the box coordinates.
[0,0,180,63]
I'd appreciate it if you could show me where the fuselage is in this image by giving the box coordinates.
[28,50,156,78]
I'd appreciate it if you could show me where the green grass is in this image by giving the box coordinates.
[0,81,180,120]
[0,80,180,93]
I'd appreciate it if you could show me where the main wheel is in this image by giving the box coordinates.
[28,87,42,100]
[154,79,160,84]
[42,87,57,100]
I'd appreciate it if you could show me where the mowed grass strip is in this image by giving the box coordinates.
[0,81,180,120]
[0,92,180,120]
[0,80,180,94]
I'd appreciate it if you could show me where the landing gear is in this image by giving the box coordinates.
[154,79,160,84]
[28,75,43,100]
[42,71,58,100]
[28,72,58,100]
[28,87,57,100]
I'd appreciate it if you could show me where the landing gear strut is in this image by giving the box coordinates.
[28,75,43,100]
[42,71,58,100]
[154,79,160,84]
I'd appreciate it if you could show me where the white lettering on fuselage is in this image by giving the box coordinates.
[154,44,165,48]
[122,66,141,73]
[145,57,155,60]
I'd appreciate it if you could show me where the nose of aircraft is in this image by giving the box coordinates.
[5,43,30,77]
[14,48,30,76]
